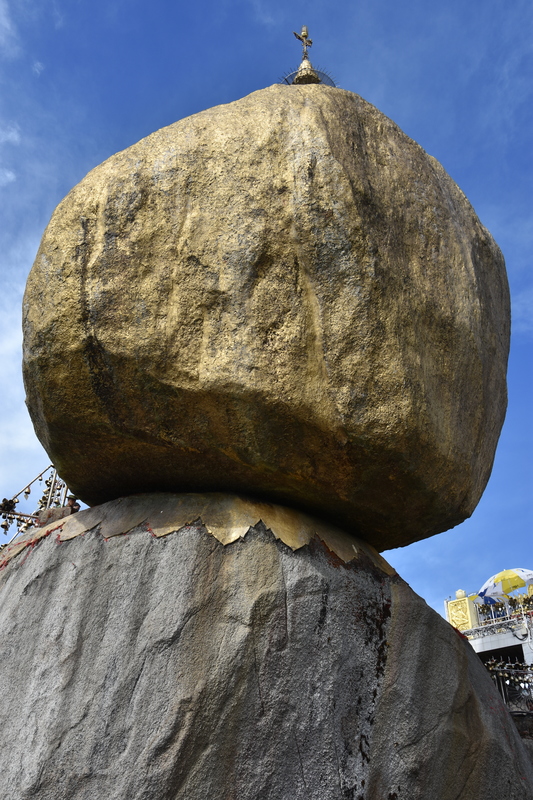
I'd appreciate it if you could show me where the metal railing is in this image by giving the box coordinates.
[486,663,533,714]
[462,612,532,641]
[0,466,70,542]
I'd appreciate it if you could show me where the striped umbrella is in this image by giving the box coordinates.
[478,568,533,599]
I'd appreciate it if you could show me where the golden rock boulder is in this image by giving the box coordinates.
[22,85,510,550]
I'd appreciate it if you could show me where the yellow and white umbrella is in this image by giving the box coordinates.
[478,568,533,600]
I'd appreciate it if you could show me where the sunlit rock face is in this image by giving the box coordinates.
[0,496,531,800]
[22,84,510,550]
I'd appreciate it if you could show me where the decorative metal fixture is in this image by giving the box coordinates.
[280,26,337,88]
[462,611,532,641]
[0,465,71,542]
[294,25,313,61]
[486,661,533,714]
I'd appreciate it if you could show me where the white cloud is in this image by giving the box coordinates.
[250,0,276,26]
[52,3,64,30]
[0,123,20,144]
[0,291,48,502]
[0,166,15,184]
[0,0,18,57]
[0,124,20,184]
[32,60,43,75]
[461,5,532,149]
[0,291,23,376]
[3,234,40,278]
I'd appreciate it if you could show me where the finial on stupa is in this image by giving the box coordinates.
[281,26,337,87]
[293,26,313,60]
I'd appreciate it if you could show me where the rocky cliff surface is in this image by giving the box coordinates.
[0,495,530,799]
[23,85,510,550]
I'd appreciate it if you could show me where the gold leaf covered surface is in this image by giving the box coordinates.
[23,85,510,550]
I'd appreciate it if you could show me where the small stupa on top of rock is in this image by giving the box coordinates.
[281,25,337,86]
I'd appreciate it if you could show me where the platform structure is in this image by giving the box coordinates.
[446,589,533,664]
[463,613,533,665]
[446,588,533,717]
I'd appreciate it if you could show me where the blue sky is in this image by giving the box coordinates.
[0,0,531,614]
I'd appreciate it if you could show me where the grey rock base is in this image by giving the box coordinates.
[0,519,531,799]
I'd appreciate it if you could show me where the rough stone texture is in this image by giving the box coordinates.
[23,84,510,550]
[514,716,533,768]
[0,496,530,800]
